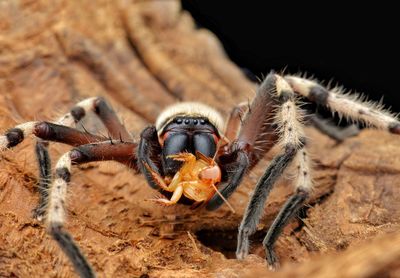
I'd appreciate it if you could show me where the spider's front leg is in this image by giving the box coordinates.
[47,140,137,278]
[34,96,132,218]
[221,73,311,268]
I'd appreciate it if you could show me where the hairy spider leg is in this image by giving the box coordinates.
[232,73,312,268]
[224,102,248,142]
[306,114,360,142]
[285,75,400,134]
[47,141,137,278]
[137,126,164,190]
[206,72,281,211]
[34,97,132,218]
[234,71,400,268]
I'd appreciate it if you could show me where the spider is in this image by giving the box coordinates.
[1,73,399,278]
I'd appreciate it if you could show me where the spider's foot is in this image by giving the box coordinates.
[236,228,250,260]
[265,247,280,271]
[32,206,46,221]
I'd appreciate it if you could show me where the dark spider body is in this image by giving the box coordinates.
[158,117,220,177]
[1,73,400,277]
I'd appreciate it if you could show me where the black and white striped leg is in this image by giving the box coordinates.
[285,75,400,134]
[33,97,131,219]
[308,114,360,142]
[1,122,104,151]
[33,140,52,220]
[263,188,309,268]
[47,141,137,278]
[0,121,105,220]
[56,96,132,141]
[50,225,94,278]
[47,152,95,278]
[236,145,297,260]
[236,74,311,268]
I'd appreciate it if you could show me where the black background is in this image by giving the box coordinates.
[183,1,400,112]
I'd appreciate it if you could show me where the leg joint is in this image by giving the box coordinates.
[5,128,24,148]
[70,106,86,123]
[389,122,400,134]
[295,187,310,199]
[55,167,71,182]
[93,96,108,115]
[308,85,329,105]
[33,122,54,140]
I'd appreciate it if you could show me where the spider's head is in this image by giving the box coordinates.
[155,102,224,177]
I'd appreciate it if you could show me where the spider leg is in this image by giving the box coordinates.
[206,150,249,210]
[235,74,311,268]
[35,140,52,219]
[285,75,400,134]
[307,114,360,142]
[2,96,132,153]
[137,126,164,189]
[0,121,133,219]
[263,188,308,268]
[2,121,103,219]
[1,121,103,151]
[35,97,132,219]
[207,71,281,210]
[56,96,132,140]
[37,97,131,197]
[46,140,137,278]
[224,102,248,142]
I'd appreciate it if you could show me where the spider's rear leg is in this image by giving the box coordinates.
[285,75,400,134]
[56,96,132,140]
[235,73,311,268]
[224,102,248,142]
[307,114,360,142]
[47,140,137,278]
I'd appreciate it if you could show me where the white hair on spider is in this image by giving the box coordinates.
[155,102,225,135]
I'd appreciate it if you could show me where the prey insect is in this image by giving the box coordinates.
[1,72,399,277]
[145,151,223,207]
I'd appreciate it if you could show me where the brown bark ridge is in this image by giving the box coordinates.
[0,0,399,277]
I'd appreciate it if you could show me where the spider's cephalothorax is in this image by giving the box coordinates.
[1,73,400,278]
[139,102,226,206]
[155,102,224,177]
